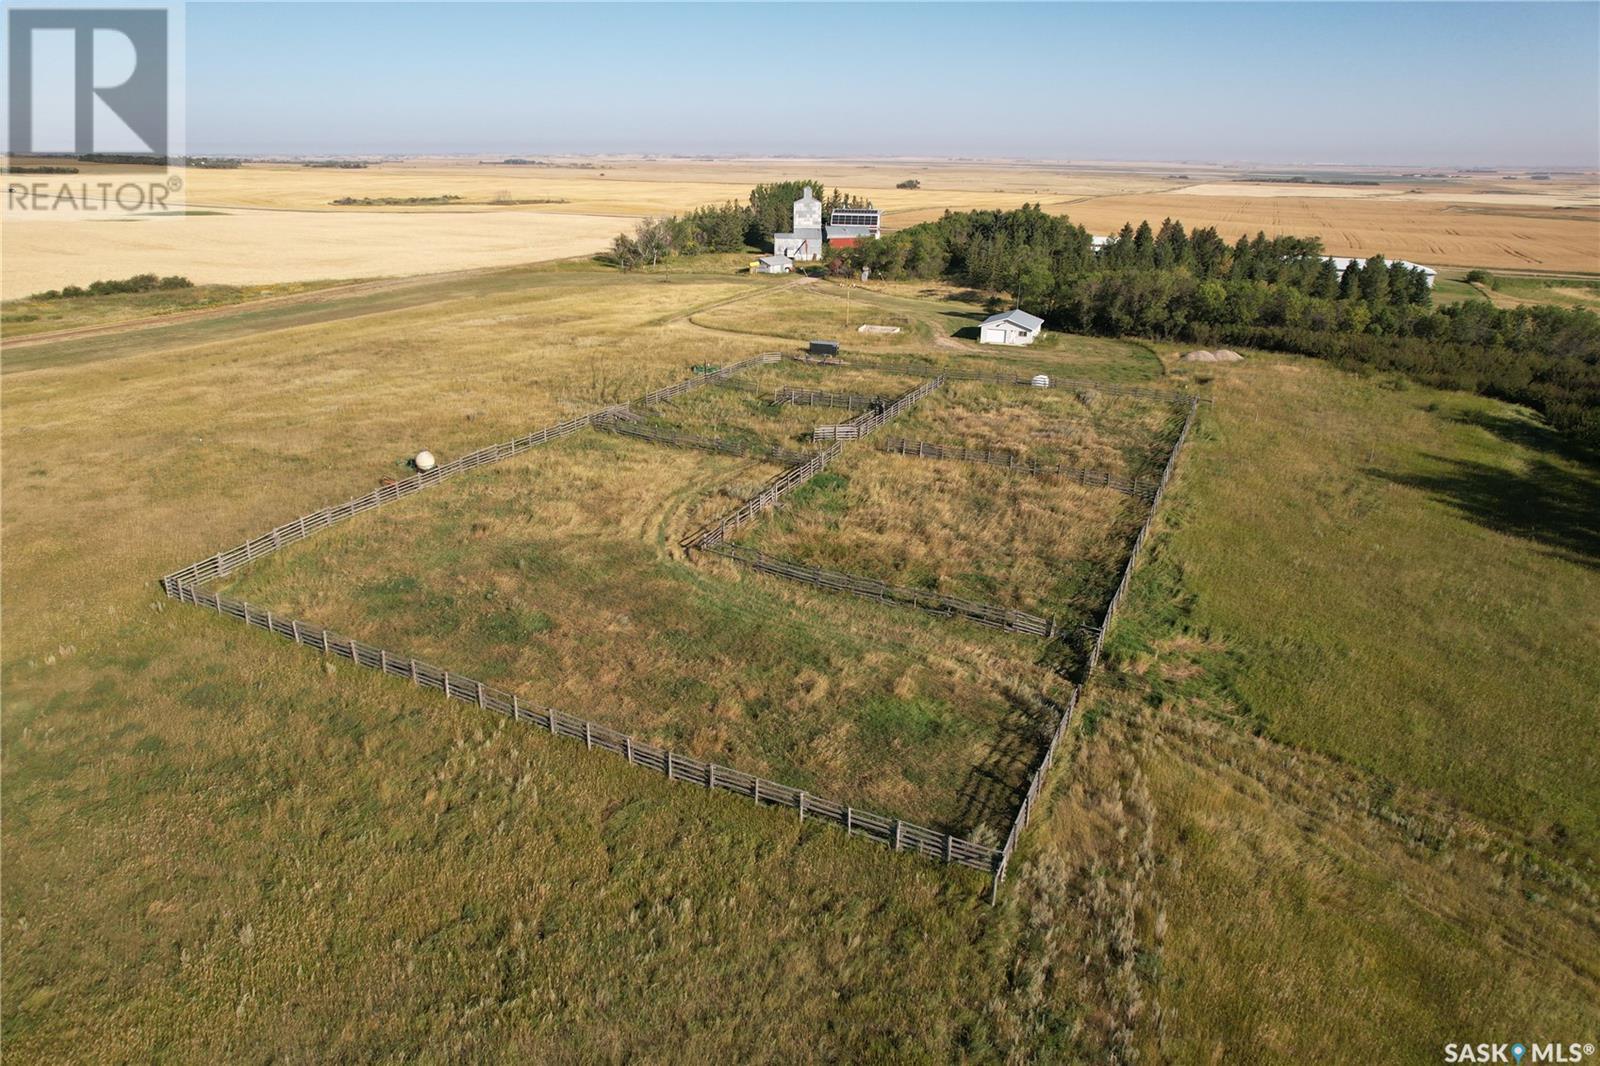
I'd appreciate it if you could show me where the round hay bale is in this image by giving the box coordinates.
[415,450,436,472]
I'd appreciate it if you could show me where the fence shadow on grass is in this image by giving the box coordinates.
[951,687,1058,840]
[1370,410,1600,570]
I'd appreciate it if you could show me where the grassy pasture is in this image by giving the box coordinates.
[886,380,1182,477]
[1144,353,1600,855]
[1483,273,1600,311]
[0,278,348,337]
[4,261,1597,1059]
[217,429,1058,837]
[741,448,1143,626]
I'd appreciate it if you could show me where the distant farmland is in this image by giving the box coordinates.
[4,158,1597,296]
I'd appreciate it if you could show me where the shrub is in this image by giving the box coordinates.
[32,274,192,299]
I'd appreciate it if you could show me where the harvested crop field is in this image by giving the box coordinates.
[1050,190,1600,272]
[8,158,1593,296]
[0,207,626,294]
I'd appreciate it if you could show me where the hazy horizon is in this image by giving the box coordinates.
[186,2,1600,169]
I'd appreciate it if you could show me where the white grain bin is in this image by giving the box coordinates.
[414,450,436,472]
[1031,374,1051,388]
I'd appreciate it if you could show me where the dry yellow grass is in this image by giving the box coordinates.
[744,448,1144,621]
[5,261,1597,1059]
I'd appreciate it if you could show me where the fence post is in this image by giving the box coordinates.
[584,721,592,749]
[549,708,558,736]
[476,682,485,709]
[798,791,806,821]
[442,670,450,698]
[624,737,633,763]
[666,752,674,780]
[846,807,853,835]
[893,820,902,851]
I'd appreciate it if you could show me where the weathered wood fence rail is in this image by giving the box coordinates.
[680,444,843,550]
[167,582,1001,874]
[593,416,814,467]
[833,359,1196,406]
[812,376,944,442]
[1080,398,1198,677]
[705,542,1056,637]
[160,356,1006,888]
[877,437,1156,502]
[159,344,1199,903]
[684,377,944,548]
[633,352,786,407]
[772,387,886,412]
[987,396,1199,899]
[162,412,600,589]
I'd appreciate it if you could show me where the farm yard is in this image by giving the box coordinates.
[7,0,1600,1046]
[3,256,1598,1058]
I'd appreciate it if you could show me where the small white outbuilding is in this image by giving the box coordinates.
[980,309,1044,346]
[753,254,793,275]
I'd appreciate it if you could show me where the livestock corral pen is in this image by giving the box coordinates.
[160,348,1197,900]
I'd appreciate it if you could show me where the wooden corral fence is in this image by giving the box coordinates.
[679,444,843,550]
[159,344,1201,903]
[1080,397,1198,678]
[683,377,944,548]
[633,352,786,407]
[811,376,943,443]
[876,437,1157,502]
[705,542,1056,637]
[986,396,1199,900]
[159,357,1005,891]
[593,416,814,467]
[772,387,886,412]
[166,581,1002,875]
[817,358,1196,407]
[811,422,862,442]
[161,412,601,589]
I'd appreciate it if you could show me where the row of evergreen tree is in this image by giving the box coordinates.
[827,205,1436,316]
[821,206,1599,440]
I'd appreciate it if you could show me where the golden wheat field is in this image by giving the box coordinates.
[5,157,1597,297]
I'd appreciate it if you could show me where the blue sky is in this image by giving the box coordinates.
[188,2,1600,166]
